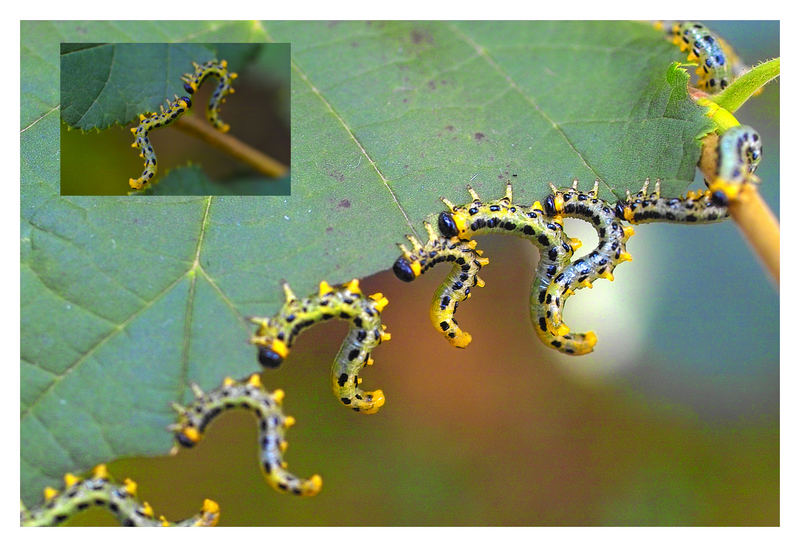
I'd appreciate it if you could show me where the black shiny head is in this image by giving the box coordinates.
[710,190,728,207]
[258,346,283,368]
[614,201,627,220]
[393,257,416,282]
[438,212,459,238]
[180,96,192,108]
[184,82,195,95]
[175,431,197,448]
[544,195,557,217]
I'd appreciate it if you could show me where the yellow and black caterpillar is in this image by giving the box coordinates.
[20,465,220,527]
[170,374,323,497]
[662,21,752,94]
[128,59,237,190]
[250,279,390,414]
[393,127,762,355]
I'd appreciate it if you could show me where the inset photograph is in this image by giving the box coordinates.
[60,43,290,195]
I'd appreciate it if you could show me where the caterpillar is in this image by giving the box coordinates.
[169,374,323,497]
[128,59,237,190]
[663,21,751,94]
[128,95,192,190]
[393,126,761,355]
[20,464,219,527]
[180,59,238,133]
[707,125,762,202]
[250,279,390,414]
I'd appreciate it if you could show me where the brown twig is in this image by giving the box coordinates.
[174,114,289,178]
[728,185,780,284]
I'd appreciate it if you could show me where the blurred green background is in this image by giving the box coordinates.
[60,43,291,196]
[63,21,778,526]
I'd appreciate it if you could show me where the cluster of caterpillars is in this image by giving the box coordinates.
[393,120,762,357]
[128,59,237,190]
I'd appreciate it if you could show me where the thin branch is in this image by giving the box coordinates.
[728,185,780,284]
[174,114,289,178]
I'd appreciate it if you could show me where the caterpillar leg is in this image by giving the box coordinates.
[250,279,388,414]
[170,374,323,496]
[21,465,219,526]
[392,221,489,348]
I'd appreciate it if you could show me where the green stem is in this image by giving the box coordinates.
[711,57,780,113]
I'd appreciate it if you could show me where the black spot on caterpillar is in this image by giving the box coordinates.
[169,374,323,497]
[20,464,219,527]
[250,279,390,414]
[128,59,237,190]
[393,131,760,355]
[663,21,751,94]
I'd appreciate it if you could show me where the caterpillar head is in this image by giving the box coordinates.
[437,211,459,238]
[257,344,285,368]
[392,256,418,282]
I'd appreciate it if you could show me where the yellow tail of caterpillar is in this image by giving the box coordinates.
[250,279,389,414]
[20,465,219,527]
[169,374,323,497]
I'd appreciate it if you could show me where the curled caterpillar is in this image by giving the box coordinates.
[128,59,237,190]
[250,279,390,414]
[169,374,322,497]
[180,59,238,133]
[707,125,762,202]
[663,21,750,94]
[394,135,760,355]
[129,95,192,190]
[20,464,219,527]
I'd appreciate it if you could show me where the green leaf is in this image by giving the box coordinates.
[21,20,719,505]
[135,165,291,195]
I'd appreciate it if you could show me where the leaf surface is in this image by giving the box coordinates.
[20,20,711,504]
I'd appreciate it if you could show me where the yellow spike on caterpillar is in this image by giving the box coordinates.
[21,468,220,527]
[249,279,388,414]
[170,375,322,497]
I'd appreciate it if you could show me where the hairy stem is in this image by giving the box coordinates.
[713,58,780,114]
[174,114,289,178]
